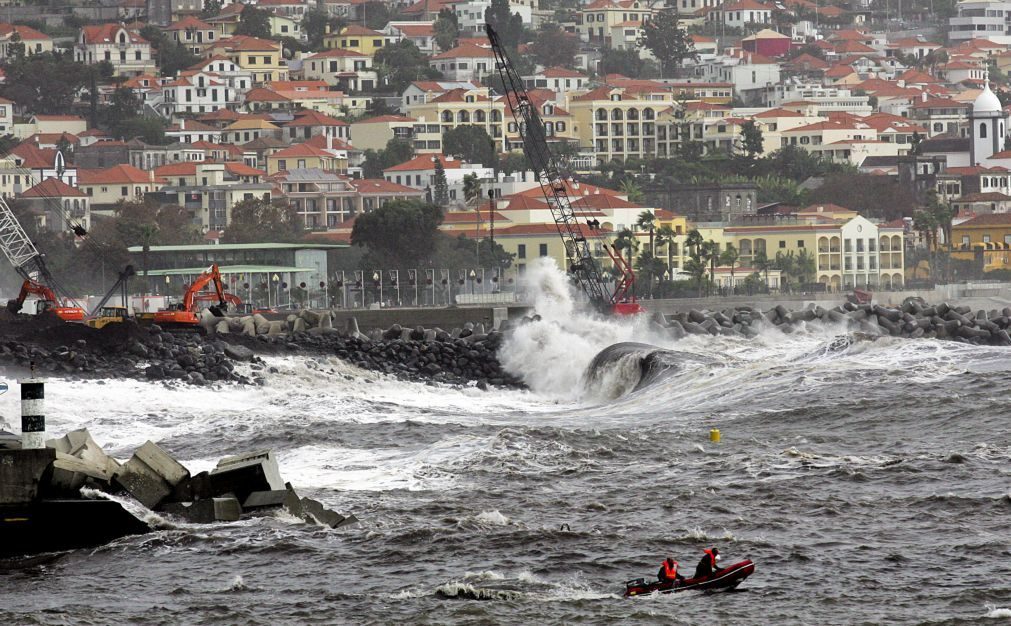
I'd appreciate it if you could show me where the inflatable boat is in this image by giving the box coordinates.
[624,560,755,597]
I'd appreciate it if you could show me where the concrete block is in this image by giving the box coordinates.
[49,451,114,493]
[135,441,190,488]
[161,496,242,523]
[243,490,288,510]
[46,429,121,478]
[208,450,285,503]
[300,497,348,528]
[0,448,55,504]
[114,464,172,510]
[223,343,255,362]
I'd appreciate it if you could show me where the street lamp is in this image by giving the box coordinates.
[272,273,280,309]
[373,271,382,306]
[469,269,476,295]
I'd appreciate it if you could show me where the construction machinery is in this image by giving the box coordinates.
[153,264,239,329]
[485,23,644,316]
[85,265,135,329]
[7,279,85,321]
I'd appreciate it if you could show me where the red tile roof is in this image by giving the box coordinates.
[78,164,158,185]
[0,23,50,40]
[430,42,494,60]
[81,23,148,45]
[21,177,86,198]
[384,154,463,172]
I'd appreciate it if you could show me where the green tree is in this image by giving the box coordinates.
[235,5,272,39]
[499,152,528,174]
[463,173,482,206]
[613,228,639,268]
[361,1,393,30]
[700,240,718,294]
[740,119,764,157]
[530,21,577,69]
[443,125,497,168]
[599,48,654,78]
[795,248,816,286]
[684,228,704,257]
[200,0,222,18]
[754,248,772,286]
[684,256,707,296]
[223,197,303,243]
[303,9,345,51]
[485,0,524,49]
[637,9,697,78]
[351,199,444,267]
[635,250,665,298]
[655,224,677,275]
[433,159,449,206]
[0,52,90,115]
[113,116,167,144]
[361,137,415,178]
[620,179,644,203]
[374,40,442,93]
[719,242,739,292]
[434,8,459,52]
[6,29,24,61]
[635,210,656,255]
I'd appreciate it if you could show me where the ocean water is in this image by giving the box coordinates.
[2,259,1011,625]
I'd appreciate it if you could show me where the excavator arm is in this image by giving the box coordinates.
[181,264,228,313]
[8,278,85,320]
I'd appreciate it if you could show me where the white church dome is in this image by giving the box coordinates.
[974,81,1002,114]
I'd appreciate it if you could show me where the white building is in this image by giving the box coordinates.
[383,153,494,202]
[155,71,238,118]
[187,57,254,91]
[383,22,436,54]
[949,0,1011,45]
[970,80,1008,165]
[453,0,534,38]
[75,23,155,77]
[300,48,377,92]
[522,67,589,94]
[428,43,496,82]
[700,49,780,101]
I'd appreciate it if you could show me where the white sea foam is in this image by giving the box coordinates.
[985,605,1011,618]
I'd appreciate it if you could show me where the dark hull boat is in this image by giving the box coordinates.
[624,560,755,597]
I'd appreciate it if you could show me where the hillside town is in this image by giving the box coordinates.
[2,0,1011,307]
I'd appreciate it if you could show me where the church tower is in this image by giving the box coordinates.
[970,78,1007,165]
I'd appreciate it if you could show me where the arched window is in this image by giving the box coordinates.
[441,111,453,123]
[545,121,554,136]
[643,108,655,120]
[980,123,988,139]
[491,110,501,122]
[611,109,623,120]
[118,31,126,44]
[627,108,639,120]
[595,108,607,121]
[457,110,469,122]
[475,110,486,123]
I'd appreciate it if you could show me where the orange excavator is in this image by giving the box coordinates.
[153,264,240,329]
[7,278,86,321]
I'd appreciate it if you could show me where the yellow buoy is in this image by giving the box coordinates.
[710,428,721,443]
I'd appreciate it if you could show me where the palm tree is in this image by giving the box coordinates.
[655,224,677,275]
[719,243,739,294]
[795,248,816,288]
[613,228,639,269]
[685,228,704,258]
[635,251,665,298]
[619,179,643,203]
[684,257,708,297]
[463,173,482,206]
[700,240,719,295]
[754,248,772,289]
[635,210,656,256]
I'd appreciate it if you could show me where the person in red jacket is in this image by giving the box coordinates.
[694,546,722,578]
[657,556,685,584]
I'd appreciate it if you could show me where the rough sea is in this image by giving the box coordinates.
[2,261,1011,625]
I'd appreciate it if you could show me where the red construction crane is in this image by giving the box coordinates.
[485,23,644,316]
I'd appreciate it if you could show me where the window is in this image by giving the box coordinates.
[121,186,128,196]
[962,235,970,246]
[856,239,864,252]
[539,243,548,256]
[518,244,526,258]
[779,240,786,248]
[278,159,287,171]
[984,234,992,243]
[980,123,988,139]
[798,240,804,248]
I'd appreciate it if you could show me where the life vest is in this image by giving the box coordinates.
[703,548,717,569]
[662,559,678,579]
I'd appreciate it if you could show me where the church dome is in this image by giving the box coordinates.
[974,81,1002,114]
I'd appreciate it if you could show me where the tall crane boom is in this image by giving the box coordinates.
[486,23,642,315]
[0,193,43,281]
[485,23,614,310]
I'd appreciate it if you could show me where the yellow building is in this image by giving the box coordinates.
[323,25,392,56]
[951,213,1011,271]
[407,87,508,153]
[78,164,163,208]
[266,142,347,175]
[206,35,286,84]
[566,85,681,164]
[577,0,657,43]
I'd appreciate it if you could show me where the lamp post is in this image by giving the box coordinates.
[469,269,476,295]
[373,271,382,306]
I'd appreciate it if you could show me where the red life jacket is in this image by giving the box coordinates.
[703,548,717,569]
[662,559,678,579]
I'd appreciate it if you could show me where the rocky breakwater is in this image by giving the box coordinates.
[1,428,354,558]
[655,299,1011,346]
[209,309,523,388]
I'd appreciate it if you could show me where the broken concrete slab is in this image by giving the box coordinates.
[243,489,288,510]
[208,450,285,503]
[134,441,189,488]
[300,497,356,529]
[0,448,55,504]
[161,496,242,523]
[46,428,121,478]
[49,451,114,493]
